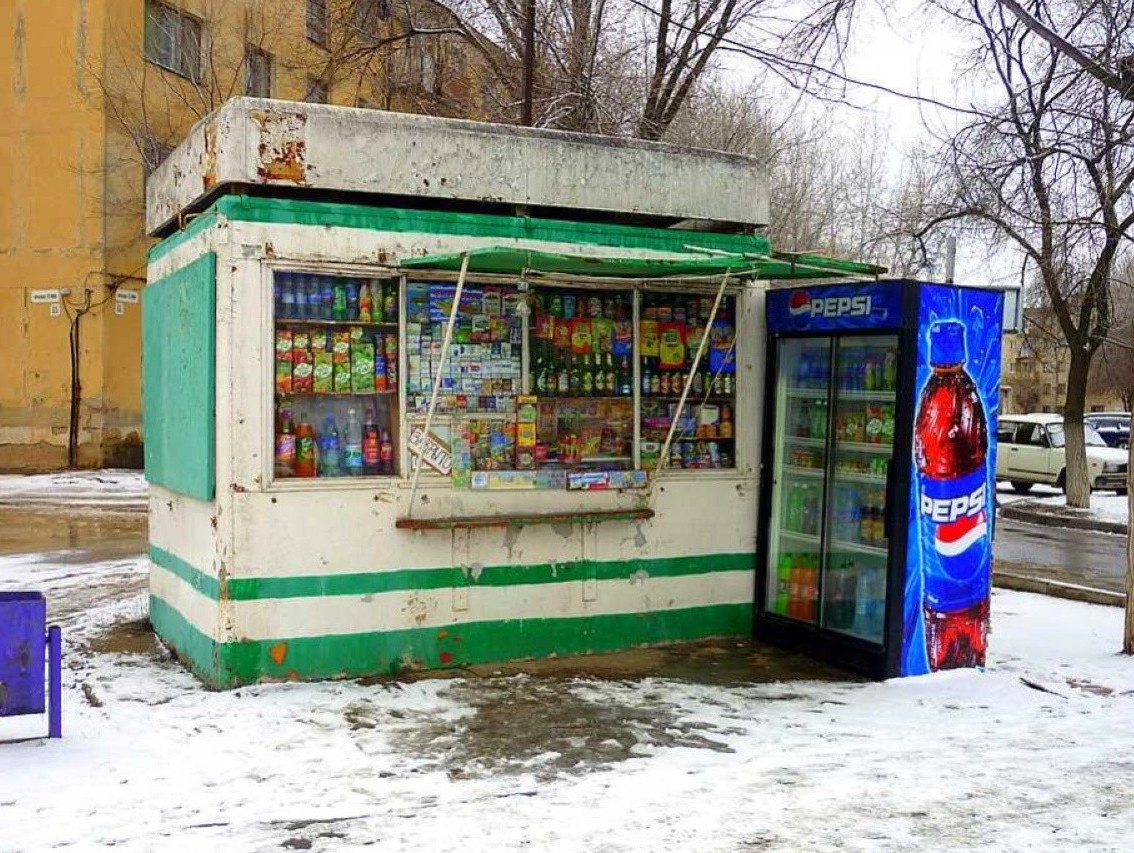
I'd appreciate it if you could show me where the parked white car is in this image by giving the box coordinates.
[997,413,1128,495]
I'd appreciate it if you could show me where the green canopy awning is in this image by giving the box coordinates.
[398,246,886,280]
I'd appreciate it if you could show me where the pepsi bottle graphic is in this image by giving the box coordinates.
[914,321,991,671]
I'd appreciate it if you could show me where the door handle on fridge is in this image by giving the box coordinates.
[883,464,895,542]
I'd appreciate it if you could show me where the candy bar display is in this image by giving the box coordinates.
[273,270,399,479]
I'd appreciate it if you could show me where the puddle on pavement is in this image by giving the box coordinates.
[0,507,146,562]
[86,618,162,658]
[357,637,856,781]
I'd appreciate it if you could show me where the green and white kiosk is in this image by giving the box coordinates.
[144,98,881,688]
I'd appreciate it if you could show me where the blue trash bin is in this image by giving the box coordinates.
[1,591,61,738]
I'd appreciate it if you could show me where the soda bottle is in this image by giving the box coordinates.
[293,413,317,477]
[343,408,364,475]
[275,408,296,476]
[332,280,348,321]
[914,321,990,671]
[306,278,320,318]
[320,277,334,320]
[346,280,360,320]
[379,429,394,475]
[362,408,380,474]
[883,348,898,390]
[320,414,341,476]
[358,282,373,322]
[775,553,792,614]
[383,286,398,323]
[293,275,308,319]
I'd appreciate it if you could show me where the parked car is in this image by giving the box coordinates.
[1083,412,1130,449]
[997,413,1128,494]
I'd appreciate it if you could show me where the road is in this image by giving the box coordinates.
[994,516,1128,594]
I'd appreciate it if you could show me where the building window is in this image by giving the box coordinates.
[356,0,391,33]
[306,77,328,104]
[144,0,203,82]
[307,0,328,47]
[245,46,272,98]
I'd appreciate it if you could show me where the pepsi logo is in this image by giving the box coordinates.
[788,291,812,316]
[934,511,988,557]
[786,292,875,319]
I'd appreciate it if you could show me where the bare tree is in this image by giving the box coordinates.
[908,0,1134,509]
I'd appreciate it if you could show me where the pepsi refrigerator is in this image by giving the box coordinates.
[757,280,1003,678]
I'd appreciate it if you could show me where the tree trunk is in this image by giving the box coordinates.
[1124,429,1134,653]
[1063,347,1092,508]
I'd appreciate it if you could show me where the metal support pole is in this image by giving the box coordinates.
[48,625,61,739]
[652,272,731,494]
[406,254,469,518]
[521,0,535,125]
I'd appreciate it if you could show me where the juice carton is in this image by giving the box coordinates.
[384,334,398,386]
[275,330,293,395]
[291,331,313,394]
[351,342,375,393]
[313,351,333,394]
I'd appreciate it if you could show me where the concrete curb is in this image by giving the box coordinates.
[993,571,1125,608]
[998,502,1129,536]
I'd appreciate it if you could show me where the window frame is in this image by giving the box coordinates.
[265,265,744,490]
[244,45,273,98]
[306,0,329,48]
[305,77,329,104]
[144,0,203,82]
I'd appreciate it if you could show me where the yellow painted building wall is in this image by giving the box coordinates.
[0,0,497,471]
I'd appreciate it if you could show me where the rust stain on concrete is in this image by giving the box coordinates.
[251,109,308,184]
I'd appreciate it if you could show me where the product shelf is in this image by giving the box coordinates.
[782,465,825,478]
[828,538,888,557]
[779,529,821,544]
[835,440,893,455]
[834,389,897,402]
[831,470,887,485]
[278,318,398,328]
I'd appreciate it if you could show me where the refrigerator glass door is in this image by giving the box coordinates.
[821,335,899,643]
[765,338,831,624]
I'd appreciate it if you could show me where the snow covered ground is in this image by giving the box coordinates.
[997,481,1130,524]
[0,470,147,511]
[3,546,1134,851]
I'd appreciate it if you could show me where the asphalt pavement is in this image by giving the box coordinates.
[994,516,1128,594]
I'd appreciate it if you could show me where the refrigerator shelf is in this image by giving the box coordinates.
[829,538,888,557]
[835,440,892,455]
[780,529,821,544]
[827,624,884,643]
[834,389,897,402]
[783,465,824,478]
[832,470,887,485]
[785,387,830,399]
[785,435,826,447]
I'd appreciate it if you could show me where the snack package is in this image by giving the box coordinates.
[658,323,686,369]
[639,320,659,357]
[570,318,593,355]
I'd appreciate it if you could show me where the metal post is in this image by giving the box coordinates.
[652,272,731,492]
[406,253,469,518]
[48,625,61,739]
[944,234,957,284]
[521,0,535,126]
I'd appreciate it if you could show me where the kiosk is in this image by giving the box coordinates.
[144,98,880,688]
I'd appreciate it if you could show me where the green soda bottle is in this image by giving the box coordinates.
[776,553,793,614]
